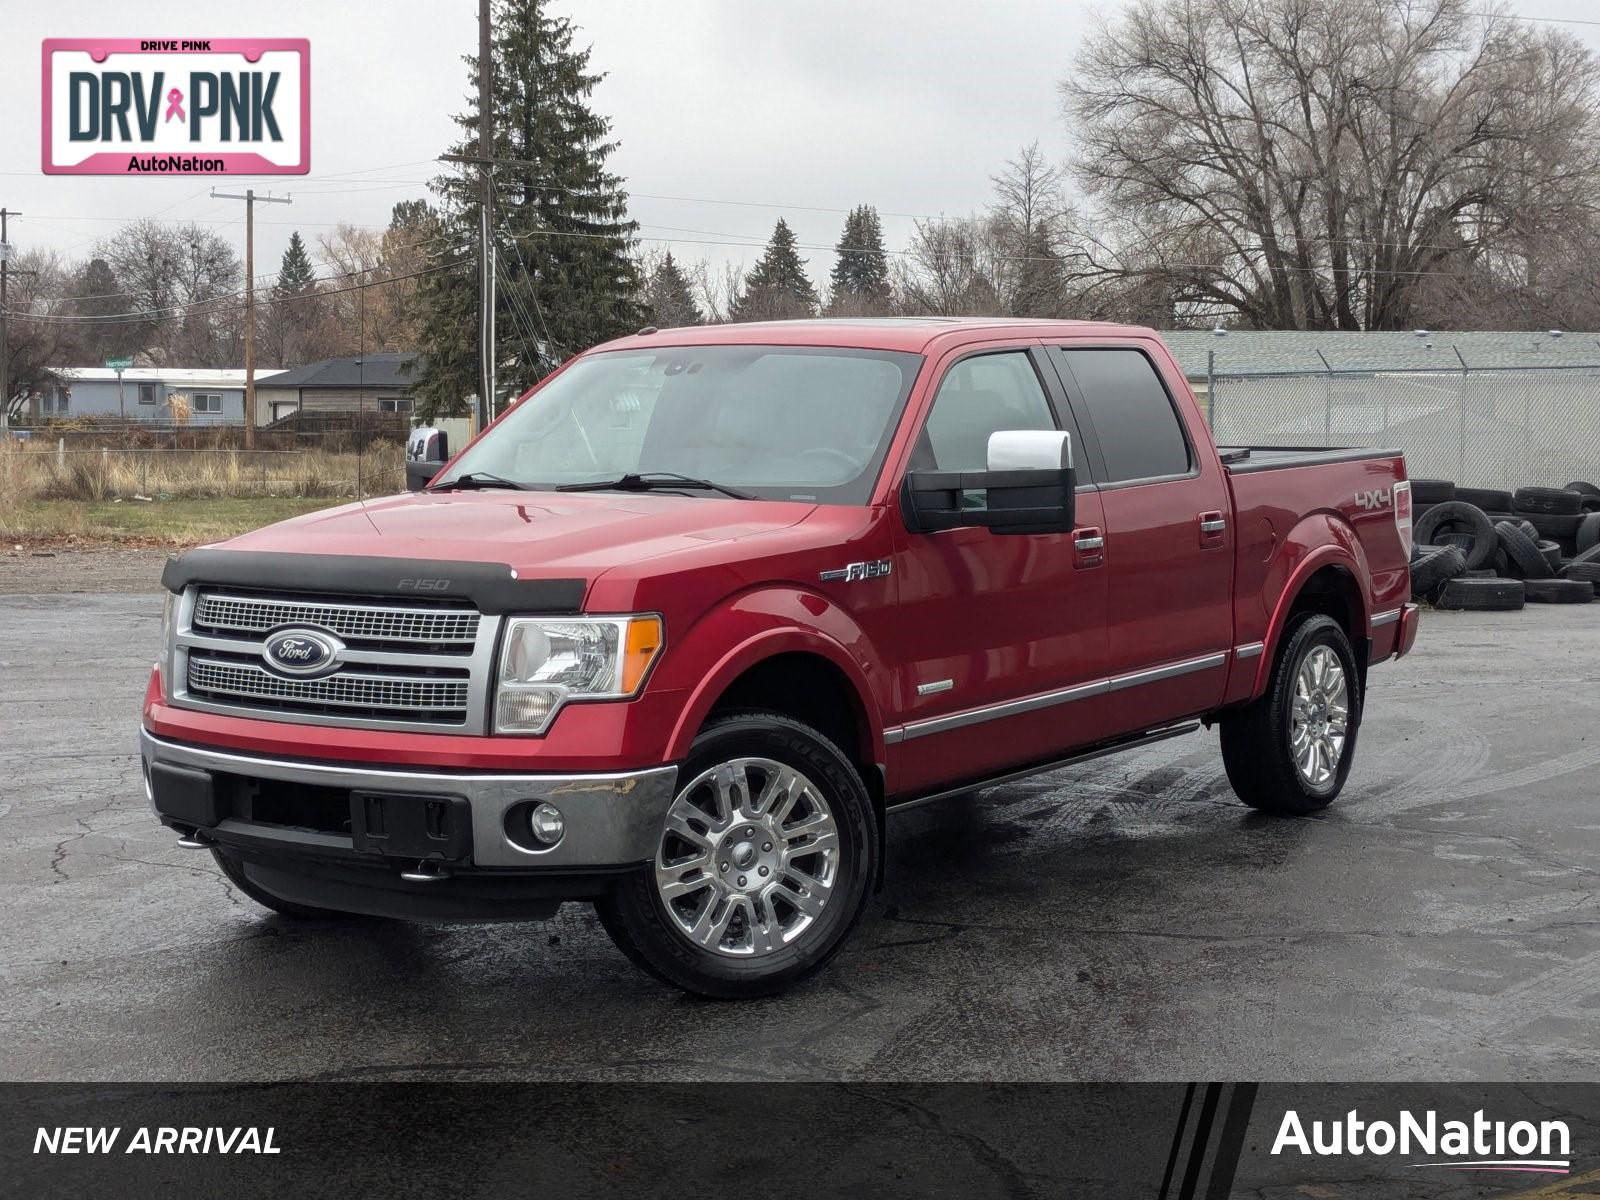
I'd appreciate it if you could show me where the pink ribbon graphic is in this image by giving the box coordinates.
[164,88,184,123]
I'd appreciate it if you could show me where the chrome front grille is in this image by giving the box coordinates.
[170,586,503,733]
[187,657,471,720]
[193,591,479,650]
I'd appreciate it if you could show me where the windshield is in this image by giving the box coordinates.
[433,344,923,504]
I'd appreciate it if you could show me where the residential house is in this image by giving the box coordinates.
[253,352,419,426]
[34,367,285,424]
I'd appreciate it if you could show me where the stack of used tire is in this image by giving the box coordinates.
[1409,480,1600,611]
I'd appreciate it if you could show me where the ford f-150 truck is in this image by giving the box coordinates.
[141,318,1418,997]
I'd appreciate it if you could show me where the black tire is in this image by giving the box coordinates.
[1525,511,1584,540]
[1434,577,1525,611]
[1491,549,1511,576]
[1413,502,1496,570]
[1458,487,1514,511]
[1409,543,1467,599]
[1576,512,1600,554]
[1560,560,1600,584]
[1503,518,1539,542]
[1539,540,1563,572]
[594,711,878,999]
[1564,481,1600,499]
[1514,486,1583,515]
[1524,578,1595,604]
[1220,614,1361,816]
[1463,568,1498,578]
[1410,478,1457,504]
[1494,522,1554,579]
[212,849,355,920]
[1568,542,1600,567]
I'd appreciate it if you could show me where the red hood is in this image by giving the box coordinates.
[215,490,816,577]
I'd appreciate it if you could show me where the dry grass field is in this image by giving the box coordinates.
[0,441,402,544]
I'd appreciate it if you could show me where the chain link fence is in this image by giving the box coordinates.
[1206,362,1600,489]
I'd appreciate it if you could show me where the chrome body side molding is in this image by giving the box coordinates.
[886,651,1230,745]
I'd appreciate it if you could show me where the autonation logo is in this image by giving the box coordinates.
[1273,1108,1572,1176]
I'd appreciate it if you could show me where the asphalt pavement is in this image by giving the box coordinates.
[4,590,1599,1081]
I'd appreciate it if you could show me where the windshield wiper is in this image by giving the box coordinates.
[554,472,756,501]
[428,471,529,492]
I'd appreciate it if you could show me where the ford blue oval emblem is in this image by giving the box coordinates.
[262,628,344,678]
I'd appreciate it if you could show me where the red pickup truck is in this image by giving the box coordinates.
[142,319,1418,997]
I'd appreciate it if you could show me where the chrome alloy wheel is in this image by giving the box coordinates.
[1289,645,1349,789]
[654,757,840,958]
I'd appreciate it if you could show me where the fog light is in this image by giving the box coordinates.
[529,802,565,846]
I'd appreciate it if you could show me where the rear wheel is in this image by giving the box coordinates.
[596,711,877,998]
[1220,614,1362,815]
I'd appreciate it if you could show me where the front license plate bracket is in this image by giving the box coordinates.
[349,791,473,862]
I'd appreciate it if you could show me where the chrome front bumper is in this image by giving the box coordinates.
[139,730,678,871]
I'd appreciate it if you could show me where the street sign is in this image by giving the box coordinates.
[105,358,133,371]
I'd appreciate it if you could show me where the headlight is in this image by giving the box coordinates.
[494,615,664,734]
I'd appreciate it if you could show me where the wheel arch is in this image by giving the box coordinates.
[1252,526,1372,697]
[663,616,887,773]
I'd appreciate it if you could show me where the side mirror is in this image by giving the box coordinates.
[405,426,450,492]
[901,430,1075,535]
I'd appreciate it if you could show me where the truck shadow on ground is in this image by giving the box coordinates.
[177,765,1317,1013]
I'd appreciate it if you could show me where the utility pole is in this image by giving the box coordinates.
[0,208,15,436]
[212,189,291,449]
[478,0,495,432]
[442,0,496,433]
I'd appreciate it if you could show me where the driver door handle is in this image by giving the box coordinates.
[1073,527,1105,568]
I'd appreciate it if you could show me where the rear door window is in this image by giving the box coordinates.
[1056,349,1191,483]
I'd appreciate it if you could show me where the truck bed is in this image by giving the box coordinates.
[1218,445,1404,474]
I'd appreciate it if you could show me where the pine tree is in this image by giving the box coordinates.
[274,231,317,299]
[70,258,138,361]
[731,219,818,322]
[412,0,644,418]
[1010,219,1066,317]
[643,252,702,327]
[828,205,891,313]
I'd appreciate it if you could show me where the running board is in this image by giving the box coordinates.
[886,722,1201,814]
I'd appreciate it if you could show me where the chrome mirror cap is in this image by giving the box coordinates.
[987,429,1071,472]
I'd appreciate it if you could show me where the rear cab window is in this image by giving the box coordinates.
[1052,347,1193,484]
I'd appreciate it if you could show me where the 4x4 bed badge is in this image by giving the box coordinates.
[262,628,345,678]
[1355,488,1392,511]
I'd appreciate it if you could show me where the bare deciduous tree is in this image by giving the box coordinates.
[893,216,1004,316]
[96,219,243,364]
[2,250,76,420]
[1063,0,1600,329]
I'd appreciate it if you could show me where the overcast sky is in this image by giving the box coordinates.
[5,0,1600,291]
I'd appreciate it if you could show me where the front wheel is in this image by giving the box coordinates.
[595,711,878,999]
[1219,614,1362,815]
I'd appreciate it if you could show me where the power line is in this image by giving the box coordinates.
[3,230,467,306]
[1494,10,1600,29]
[14,259,469,326]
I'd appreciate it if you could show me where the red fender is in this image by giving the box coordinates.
[659,589,888,764]
[1250,524,1372,697]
